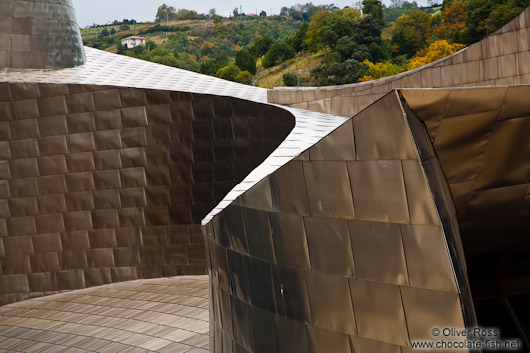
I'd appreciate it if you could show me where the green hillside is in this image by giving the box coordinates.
[84,0,529,88]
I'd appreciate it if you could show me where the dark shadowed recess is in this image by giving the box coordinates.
[401,87,530,352]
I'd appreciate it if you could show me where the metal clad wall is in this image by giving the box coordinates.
[401,86,530,300]
[203,91,471,353]
[0,82,294,305]
[0,0,86,69]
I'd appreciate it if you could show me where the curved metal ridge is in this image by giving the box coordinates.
[0,47,346,306]
[0,47,267,103]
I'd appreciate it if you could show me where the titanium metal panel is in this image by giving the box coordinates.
[348,220,408,286]
[303,217,355,277]
[305,272,356,335]
[349,279,409,346]
[0,82,299,305]
[303,161,355,219]
[348,160,410,223]
[0,0,85,69]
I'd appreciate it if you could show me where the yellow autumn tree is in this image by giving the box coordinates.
[408,40,465,69]
[358,59,398,82]
[432,1,468,42]
[305,10,330,53]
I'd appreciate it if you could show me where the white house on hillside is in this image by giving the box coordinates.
[121,36,146,49]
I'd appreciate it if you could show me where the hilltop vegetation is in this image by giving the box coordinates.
[83,0,529,87]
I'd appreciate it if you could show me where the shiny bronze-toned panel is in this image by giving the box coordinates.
[349,279,409,346]
[303,161,355,219]
[348,220,408,286]
[348,160,410,223]
[306,271,357,335]
[303,217,355,277]
[0,82,295,304]
[353,92,417,161]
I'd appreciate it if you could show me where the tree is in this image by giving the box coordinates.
[335,36,371,61]
[110,28,116,35]
[383,1,419,24]
[326,8,361,47]
[262,43,295,69]
[200,53,230,75]
[310,52,363,85]
[282,72,298,86]
[235,71,253,84]
[155,4,177,23]
[176,9,198,20]
[359,59,398,81]
[233,8,239,17]
[208,8,217,18]
[216,64,241,81]
[260,11,267,18]
[132,45,145,55]
[408,40,465,69]
[306,10,330,52]
[306,8,361,52]
[145,40,157,51]
[119,24,130,31]
[235,50,257,74]
[432,1,467,42]
[332,15,389,63]
[248,36,274,57]
[390,10,432,57]
[117,42,125,54]
[100,28,109,37]
[351,16,389,61]
[461,0,528,45]
[362,0,385,26]
[288,22,309,52]
[174,52,200,72]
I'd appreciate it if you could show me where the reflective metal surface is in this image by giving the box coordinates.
[0,0,86,69]
[203,89,494,353]
[402,87,530,346]
[1,1,529,350]
[0,81,300,305]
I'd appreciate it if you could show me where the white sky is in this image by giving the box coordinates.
[72,0,431,28]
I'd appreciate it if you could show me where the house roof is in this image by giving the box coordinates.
[122,36,145,40]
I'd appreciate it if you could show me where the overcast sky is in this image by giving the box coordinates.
[72,0,430,27]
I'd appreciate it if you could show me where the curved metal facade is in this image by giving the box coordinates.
[0,0,85,69]
[203,90,478,353]
[1,2,530,352]
[0,82,294,304]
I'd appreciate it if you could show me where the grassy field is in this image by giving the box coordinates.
[80,24,148,40]
[254,52,324,88]
[80,19,221,42]
[80,24,147,35]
